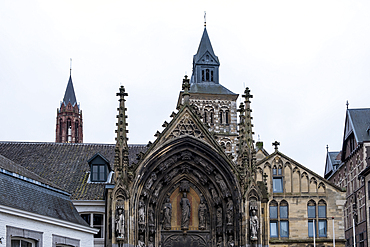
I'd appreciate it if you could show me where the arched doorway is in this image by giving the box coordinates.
[132,137,242,247]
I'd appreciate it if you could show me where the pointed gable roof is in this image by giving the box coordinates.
[194,27,219,65]
[345,108,370,143]
[62,75,78,107]
[324,151,341,179]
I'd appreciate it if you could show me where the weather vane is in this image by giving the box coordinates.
[204,11,206,27]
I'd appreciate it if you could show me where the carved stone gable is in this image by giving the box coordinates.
[168,113,204,140]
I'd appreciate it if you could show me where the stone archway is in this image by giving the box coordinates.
[132,137,242,247]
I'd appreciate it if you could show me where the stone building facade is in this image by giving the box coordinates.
[325,108,370,247]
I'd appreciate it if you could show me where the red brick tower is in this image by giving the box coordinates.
[55,72,83,143]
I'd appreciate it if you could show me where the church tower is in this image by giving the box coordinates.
[55,71,83,143]
[178,25,239,159]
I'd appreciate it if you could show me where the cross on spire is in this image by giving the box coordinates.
[242,87,253,102]
[346,100,349,109]
[204,11,206,27]
[272,141,280,151]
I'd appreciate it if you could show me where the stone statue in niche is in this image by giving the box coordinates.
[227,235,234,247]
[148,236,154,247]
[138,199,146,226]
[154,183,163,198]
[115,205,125,239]
[198,197,207,230]
[216,236,223,247]
[226,199,233,226]
[180,192,191,229]
[138,235,145,247]
[163,197,172,230]
[250,208,259,240]
[216,207,222,227]
[215,174,231,198]
[148,204,155,227]
[209,184,220,205]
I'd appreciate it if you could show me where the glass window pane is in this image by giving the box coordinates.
[94,226,103,238]
[270,222,278,237]
[319,220,327,237]
[92,165,98,181]
[81,213,90,225]
[11,240,20,247]
[93,214,103,225]
[273,168,277,175]
[280,221,289,237]
[308,206,316,218]
[270,206,278,219]
[318,205,326,218]
[99,165,105,181]
[280,205,288,218]
[278,168,282,175]
[273,178,283,193]
[308,220,317,237]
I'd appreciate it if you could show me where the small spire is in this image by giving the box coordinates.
[204,11,206,27]
[346,100,349,109]
[182,75,190,104]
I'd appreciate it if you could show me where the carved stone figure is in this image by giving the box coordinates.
[198,198,207,230]
[180,192,191,229]
[209,184,220,205]
[226,199,233,225]
[250,208,259,240]
[154,183,163,198]
[138,235,145,247]
[145,172,157,190]
[115,205,125,239]
[148,204,155,227]
[148,236,154,247]
[216,207,222,227]
[163,197,172,230]
[216,236,223,247]
[138,199,146,225]
[227,235,234,247]
[215,174,230,198]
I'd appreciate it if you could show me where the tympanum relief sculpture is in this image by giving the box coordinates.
[180,192,191,230]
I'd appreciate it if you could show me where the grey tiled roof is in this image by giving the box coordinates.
[189,82,236,95]
[0,142,147,200]
[0,171,89,226]
[348,108,370,143]
[324,151,340,178]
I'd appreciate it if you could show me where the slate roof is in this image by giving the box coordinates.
[194,27,219,64]
[62,75,78,107]
[324,151,341,179]
[0,171,89,226]
[0,142,147,200]
[189,82,236,95]
[348,108,370,143]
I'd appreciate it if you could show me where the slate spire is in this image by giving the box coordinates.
[114,86,129,185]
[191,26,220,84]
[62,75,78,108]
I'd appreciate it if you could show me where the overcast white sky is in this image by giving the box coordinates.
[1,0,370,176]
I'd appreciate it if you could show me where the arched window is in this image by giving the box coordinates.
[269,200,278,238]
[204,111,208,123]
[308,200,326,237]
[67,118,72,143]
[280,201,289,237]
[75,120,79,142]
[219,111,223,124]
[269,200,289,238]
[318,200,327,237]
[211,70,214,81]
[59,118,63,142]
[273,165,283,193]
[206,69,210,81]
[202,70,205,81]
[210,110,214,124]
[225,110,229,124]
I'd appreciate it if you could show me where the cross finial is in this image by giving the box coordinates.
[346,100,349,109]
[204,11,206,27]
[326,145,329,152]
[272,141,280,151]
[242,87,253,102]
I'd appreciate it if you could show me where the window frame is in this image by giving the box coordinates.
[80,213,105,239]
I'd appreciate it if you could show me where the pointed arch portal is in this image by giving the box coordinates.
[132,137,242,247]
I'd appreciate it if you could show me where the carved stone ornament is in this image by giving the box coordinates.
[148,236,154,247]
[180,192,191,230]
[216,207,222,227]
[249,207,259,241]
[217,236,223,247]
[179,180,190,192]
[145,172,157,190]
[193,170,208,185]
[168,113,204,139]
[227,235,235,247]
[115,204,125,239]
[163,197,172,230]
[164,168,179,184]
[138,199,146,231]
[209,184,220,205]
[148,204,155,227]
